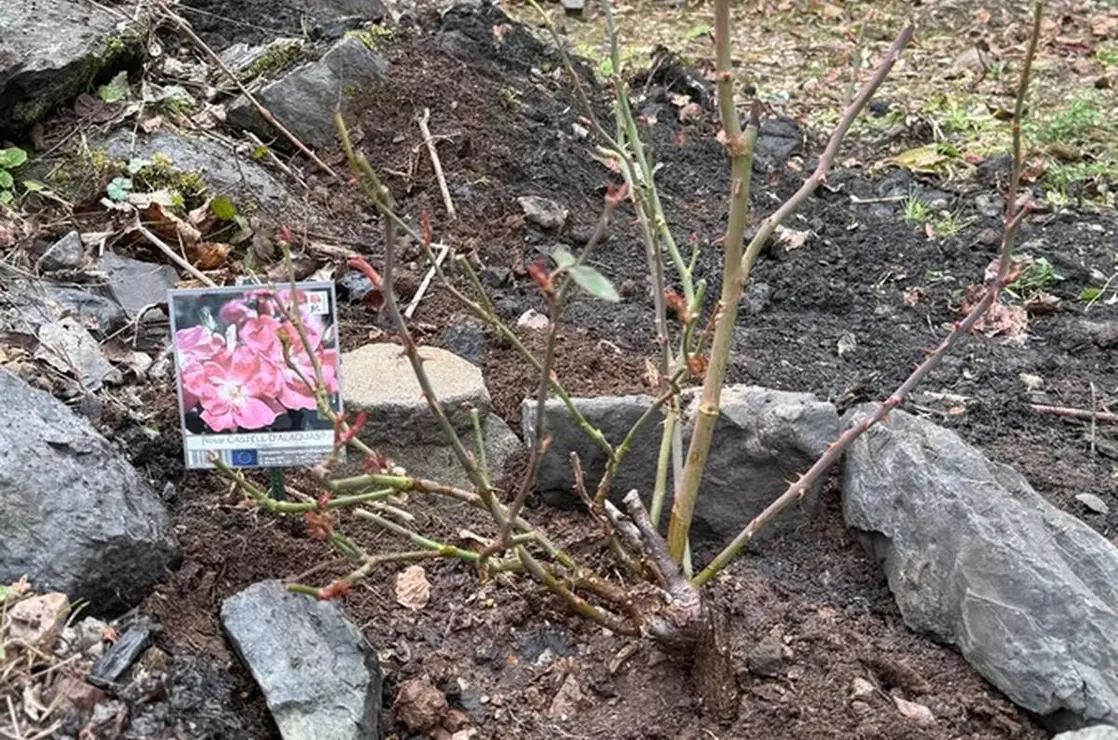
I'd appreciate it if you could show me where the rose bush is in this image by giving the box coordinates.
[175,289,339,433]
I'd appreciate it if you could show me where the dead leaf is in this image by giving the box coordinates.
[185,241,232,270]
[894,146,949,173]
[1092,16,1118,38]
[904,286,924,307]
[963,286,1029,344]
[140,115,164,133]
[395,565,431,611]
[1025,291,1060,315]
[975,8,991,24]
[141,202,201,247]
[6,592,69,648]
[774,224,811,251]
[679,102,704,124]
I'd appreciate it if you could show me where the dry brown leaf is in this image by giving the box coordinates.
[775,225,811,251]
[185,242,232,270]
[964,286,1029,344]
[395,565,431,611]
[975,8,991,24]
[141,202,201,247]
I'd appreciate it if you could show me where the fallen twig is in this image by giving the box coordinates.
[1030,404,1118,425]
[404,242,451,319]
[132,221,217,286]
[417,108,455,220]
[244,131,309,190]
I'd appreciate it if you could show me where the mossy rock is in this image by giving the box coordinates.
[0,0,149,136]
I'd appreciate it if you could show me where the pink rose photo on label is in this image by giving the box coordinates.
[169,284,342,439]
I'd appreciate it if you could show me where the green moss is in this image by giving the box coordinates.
[133,153,207,209]
[345,25,394,50]
[240,39,305,82]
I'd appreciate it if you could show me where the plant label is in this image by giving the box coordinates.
[167,282,343,469]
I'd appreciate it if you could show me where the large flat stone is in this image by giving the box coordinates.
[100,129,301,216]
[95,252,179,316]
[843,406,1118,729]
[0,278,128,336]
[222,580,382,740]
[226,36,388,150]
[524,385,839,546]
[0,0,142,134]
[342,342,490,447]
[0,367,177,614]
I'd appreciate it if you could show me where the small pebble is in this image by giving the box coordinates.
[1075,493,1109,515]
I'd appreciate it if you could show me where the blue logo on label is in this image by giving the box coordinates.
[231,449,259,467]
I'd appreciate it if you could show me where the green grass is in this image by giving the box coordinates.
[902,195,930,225]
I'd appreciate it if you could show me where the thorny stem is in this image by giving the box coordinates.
[336,110,633,629]
[456,256,614,458]
[493,196,622,550]
[593,367,687,507]
[667,0,761,562]
[668,15,916,563]
[694,2,1042,587]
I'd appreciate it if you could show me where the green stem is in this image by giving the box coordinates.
[667,0,759,561]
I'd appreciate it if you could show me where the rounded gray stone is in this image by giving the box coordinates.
[342,342,490,446]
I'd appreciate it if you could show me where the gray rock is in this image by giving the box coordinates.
[753,117,801,169]
[35,318,122,390]
[100,129,300,215]
[0,278,128,336]
[517,196,568,230]
[95,252,178,316]
[337,270,377,303]
[974,193,1003,219]
[37,231,85,272]
[525,386,839,545]
[1054,727,1118,740]
[746,632,785,677]
[221,580,382,740]
[0,0,141,134]
[875,168,913,199]
[526,393,657,508]
[342,342,490,447]
[360,410,521,490]
[226,36,388,150]
[842,406,1118,727]
[0,367,177,614]
[440,318,486,367]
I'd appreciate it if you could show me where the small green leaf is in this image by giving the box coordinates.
[0,147,27,169]
[106,176,133,201]
[21,180,44,192]
[0,170,12,189]
[599,58,614,78]
[211,194,237,221]
[97,70,130,103]
[551,246,576,269]
[569,264,620,302]
[0,190,12,205]
[1079,287,1102,302]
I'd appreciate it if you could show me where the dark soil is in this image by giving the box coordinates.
[108,2,1118,739]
